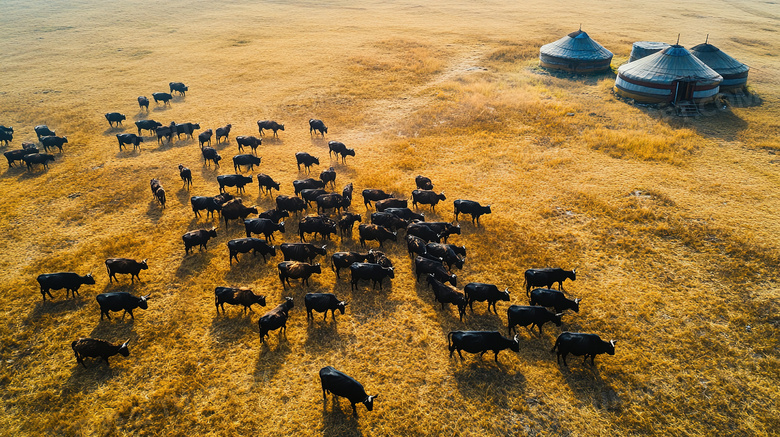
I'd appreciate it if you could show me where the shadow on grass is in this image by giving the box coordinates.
[209,311,256,346]
[175,249,218,278]
[321,396,364,435]
[558,362,622,412]
[26,296,90,320]
[254,331,292,381]
[102,126,125,136]
[146,199,164,222]
[303,316,354,355]
[451,358,527,407]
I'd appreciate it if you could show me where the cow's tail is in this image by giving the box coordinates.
[447,331,454,349]
[550,337,560,354]
[524,276,529,297]
[105,260,110,277]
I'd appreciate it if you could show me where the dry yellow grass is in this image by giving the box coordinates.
[1,0,779,436]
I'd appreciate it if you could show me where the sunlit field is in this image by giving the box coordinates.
[1,0,778,435]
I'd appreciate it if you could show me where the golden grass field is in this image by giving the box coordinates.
[1,0,779,435]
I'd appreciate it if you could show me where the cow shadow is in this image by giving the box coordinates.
[146,199,164,222]
[114,149,141,159]
[558,364,622,412]
[253,334,292,382]
[176,187,192,206]
[309,137,328,148]
[133,110,149,120]
[175,249,218,277]
[209,311,256,346]
[321,399,363,435]
[1,166,29,179]
[102,127,125,136]
[452,360,527,408]
[261,137,284,147]
[152,105,170,112]
[303,316,354,355]
[25,297,90,324]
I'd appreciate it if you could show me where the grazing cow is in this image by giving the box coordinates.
[415,175,433,190]
[202,147,222,167]
[551,332,616,366]
[371,212,408,231]
[258,297,294,343]
[178,164,192,189]
[374,198,408,212]
[507,305,562,336]
[427,275,467,320]
[331,251,372,279]
[448,244,467,258]
[406,222,441,243]
[361,189,392,208]
[299,215,337,241]
[454,199,492,225]
[320,167,336,187]
[524,268,577,295]
[169,82,188,96]
[305,293,346,321]
[105,258,148,283]
[412,189,446,211]
[150,178,166,208]
[37,272,96,301]
[294,178,326,195]
[328,140,355,163]
[135,119,161,136]
[415,256,456,286]
[190,193,233,218]
[4,146,39,167]
[72,338,129,368]
[464,283,509,314]
[448,331,520,363]
[117,133,143,151]
[406,234,428,257]
[244,218,285,241]
[156,125,174,144]
[419,222,460,243]
[316,193,350,214]
[214,287,266,314]
[257,174,281,195]
[0,130,11,146]
[227,238,276,264]
[309,119,328,136]
[258,208,289,223]
[198,129,213,147]
[281,242,327,263]
[152,92,172,105]
[342,182,353,202]
[275,195,307,214]
[105,112,126,127]
[349,262,394,290]
[34,125,56,139]
[221,200,258,229]
[217,174,252,193]
[338,212,362,236]
[40,135,68,153]
[301,188,328,207]
[385,207,424,222]
[278,261,321,288]
[182,228,218,254]
[320,366,377,415]
[426,243,464,270]
[96,291,150,320]
[529,288,581,313]
[138,96,149,111]
[296,152,320,173]
[233,154,261,172]
[236,135,262,154]
[22,153,55,171]
[358,224,397,248]
[215,124,232,143]
[175,122,200,140]
[257,120,284,137]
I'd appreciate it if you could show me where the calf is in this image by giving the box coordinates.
[96,291,150,320]
[299,215,337,241]
[233,154,262,172]
[350,262,394,290]
[551,332,616,366]
[257,120,284,137]
[328,140,355,163]
[138,96,149,111]
[34,125,56,139]
[454,199,492,225]
[5,146,39,167]
[152,92,172,105]
[331,251,372,279]
[507,305,562,336]
[524,268,577,295]
[406,234,428,257]
[464,283,509,314]
[175,122,200,140]
[320,366,377,415]
[190,193,233,218]
[215,286,266,314]
[371,212,408,231]
[227,238,276,264]
[169,81,188,96]
[258,208,289,223]
[105,112,126,127]
[135,119,161,136]
[178,164,192,189]
[257,174,281,195]
[217,174,252,193]
[374,198,408,212]
[415,256,456,286]
[426,242,464,270]
[448,331,519,363]
[427,275,467,320]
[281,242,327,263]
[117,133,143,151]
[72,338,129,368]
[316,193,350,214]
[37,272,96,301]
[338,212,362,236]
[278,261,321,288]
[236,135,262,154]
[198,129,213,147]
[309,118,327,136]
[529,288,581,313]
[361,189,392,208]
[40,135,68,153]
[294,178,326,195]
[105,258,148,283]
[258,297,294,343]
[275,195,307,214]
[221,200,258,229]
[385,207,424,222]
[319,166,336,187]
[415,175,433,190]
[305,293,346,321]
[201,147,222,167]
[296,152,320,173]
[22,153,55,171]
[150,178,166,208]
[358,224,397,248]
[182,228,218,254]
[244,218,285,241]
[215,124,232,143]
[412,189,446,211]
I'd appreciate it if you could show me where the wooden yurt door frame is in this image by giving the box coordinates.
[673,80,696,103]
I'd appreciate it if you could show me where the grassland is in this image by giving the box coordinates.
[0,0,779,436]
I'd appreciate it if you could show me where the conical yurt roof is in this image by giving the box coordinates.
[690,43,749,77]
[618,45,722,84]
[540,30,613,61]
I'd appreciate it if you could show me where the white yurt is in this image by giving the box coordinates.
[614,44,722,103]
[539,29,613,73]
[690,41,749,92]
[629,41,671,63]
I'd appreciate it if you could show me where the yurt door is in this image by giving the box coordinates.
[673,80,696,103]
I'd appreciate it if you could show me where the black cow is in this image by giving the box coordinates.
[296,152,320,173]
[236,135,262,154]
[464,283,509,314]
[358,224,397,248]
[305,293,346,321]
[350,262,394,290]
[117,133,143,151]
[418,222,460,243]
[71,338,130,368]
[406,222,440,243]
[368,250,392,268]
[96,292,150,320]
[507,305,562,336]
[301,188,328,207]
[182,228,218,254]
[190,193,233,218]
[169,82,188,96]
[152,92,172,105]
[105,258,148,283]
[178,164,192,189]
[406,234,428,257]
[338,212,362,236]
[309,119,327,136]
[448,244,467,257]
[275,195,307,214]
[551,332,616,366]
[150,178,166,208]
[412,189,446,211]
[454,199,492,225]
[415,256,456,286]
[138,96,149,111]
[257,174,281,195]
[221,200,258,229]
[22,153,55,171]
[361,189,392,208]
[426,243,464,270]
[40,135,68,153]
[0,129,12,146]
[258,297,294,343]
[320,366,377,415]
[257,120,284,137]
[202,147,222,167]
[370,212,408,231]
[214,287,266,314]
[199,129,213,147]
[233,154,261,172]
[524,268,577,295]
[217,174,252,193]
[529,288,581,313]
[328,141,355,163]
[105,112,126,127]
[294,178,326,195]
[385,207,424,221]
[34,125,56,139]
[281,242,327,263]
[156,124,174,144]
[427,275,467,320]
[448,331,520,363]
[342,182,353,202]
[374,198,407,212]
[278,261,322,288]
[415,175,433,190]
[244,218,285,241]
[227,238,276,265]
[258,208,289,223]
[215,124,232,143]
[175,122,200,140]
[316,193,350,214]
[319,167,336,187]
[135,119,161,136]
[4,146,38,167]
[331,251,372,279]
[299,215,337,241]
[37,272,96,301]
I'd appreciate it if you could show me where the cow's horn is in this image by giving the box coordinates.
[611,340,617,346]
[513,334,519,342]
[143,294,151,299]
[142,258,148,263]
[504,287,509,293]
[572,268,577,274]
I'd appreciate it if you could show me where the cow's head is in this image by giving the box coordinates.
[312,263,322,274]
[363,394,377,411]
[84,273,96,285]
[255,294,267,307]
[119,340,130,357]
[208,227,218,237]
[140,259,149,270]
[500,287,510,301]
[138,294,151,309]
[570,269,577,280]
[317,245,327,255]
[510,335,520,352]
[553,312,564,326]
[607,340,617,355]
[337,301,347,315]
[277,222,286,233]
[386,267,395,279]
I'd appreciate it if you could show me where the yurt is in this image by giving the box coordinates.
[539,29,613,73]
[629,41,671,63]
[690,41,749,92]
[614,45,722,104]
